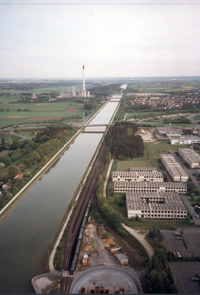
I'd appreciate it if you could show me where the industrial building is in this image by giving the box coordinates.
[179,148,200,168]
[130,167,158,172]
[160,154,188,182]
[58,65,90,99]
[156,127,182,138]
[126,191,187,219]
[170,136,200,145]
[114,181,187,194]
[112,170,163,182]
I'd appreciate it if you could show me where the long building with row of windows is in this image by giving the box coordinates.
[112,170,163,182]
[160,154,188,182]
[114,181,187,194]
[178,148,200,168]
[126,191,187,219]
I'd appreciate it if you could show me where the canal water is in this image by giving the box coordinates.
[0,100,120,293]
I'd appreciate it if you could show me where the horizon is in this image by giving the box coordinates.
[1,75,200,82]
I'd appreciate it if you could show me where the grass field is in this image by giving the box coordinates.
[0,101,86,128]
[193,114,200,120]
[127,83,198,93]
[114,141,188,171]
[139,121,193,127]
[0,133,17,143]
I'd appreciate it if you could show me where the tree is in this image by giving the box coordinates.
[146,269,164,293]
[7,164,19,179]
[1,137,7,150]
[10,138,20,150]
[185,215,191,224]
[149,226,157,239]
[148,255,162,271]
[190,193,195,201]
[1,155,11,167]
[29,151,41,165]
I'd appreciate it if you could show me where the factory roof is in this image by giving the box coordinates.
[130,167,157,171]
[179,148,200,164]
[126,191,187,212]
[114,181,186,189]
[112,171,163,178]
[160,154,188,177]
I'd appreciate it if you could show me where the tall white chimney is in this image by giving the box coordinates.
[83,65,85,91]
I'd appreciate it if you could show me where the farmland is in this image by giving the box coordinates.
[126,82,200,93]
[0,101,86,128]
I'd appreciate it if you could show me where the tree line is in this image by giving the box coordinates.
[0,125,76,209]
[146,226,179,293]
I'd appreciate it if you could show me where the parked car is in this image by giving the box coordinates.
[190,277,199,281]
[196,215,199,218]
[176,236,183,240]
[174,232,180,236]
[177,252,181,258]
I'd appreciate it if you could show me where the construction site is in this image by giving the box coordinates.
[70,221,142,294]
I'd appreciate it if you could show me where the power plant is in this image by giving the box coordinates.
[78,65,90,98]
[57,65,90,99]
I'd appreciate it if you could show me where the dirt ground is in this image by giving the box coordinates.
[65,108,78,112]
[139,129,155,142]
[77,222,118,270]
[72,221,142,294]
[27,116,62,120]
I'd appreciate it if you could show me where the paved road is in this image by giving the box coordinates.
[181,195,200,225]
[122,224,154,259]
[170,262,200,294]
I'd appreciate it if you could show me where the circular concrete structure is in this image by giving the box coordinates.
[70,266,142,294]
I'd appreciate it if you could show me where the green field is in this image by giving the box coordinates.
[193,114,200,120]
[0,133,17,143]
[0,101,86,128]
[127,83,198,93]
[115,141,188,171]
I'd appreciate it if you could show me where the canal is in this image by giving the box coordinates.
[0,99,120,293]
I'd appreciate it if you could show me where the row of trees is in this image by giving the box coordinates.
[146,226,179,293]
[163,116,191,124]
[89,83,121,97]
[0,126,76,199]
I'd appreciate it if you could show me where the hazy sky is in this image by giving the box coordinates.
[1,0,200,78]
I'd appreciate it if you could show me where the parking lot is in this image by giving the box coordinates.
[170,262,200,294]
[161,228,200,257]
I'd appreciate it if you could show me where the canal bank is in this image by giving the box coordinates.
[0,97,121,293]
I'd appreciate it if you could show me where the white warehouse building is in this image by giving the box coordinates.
[170,136,200,145]
[112,170,163,182]
[114,181,187,194]
[179,148,200,168]
[160,154,188,182]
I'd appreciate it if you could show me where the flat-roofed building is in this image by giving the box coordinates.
[179,148,200,168]
[130,167,157,172]
[156,127,182,138]
[126,191,187,219]
[114,181,187,194]
[170,136,200,145]
[112,170,163,182]
[160,154,188,182]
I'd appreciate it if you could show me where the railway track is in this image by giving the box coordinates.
[60,141,107,293]
[61,138,147,293]
[92,195,148,293]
